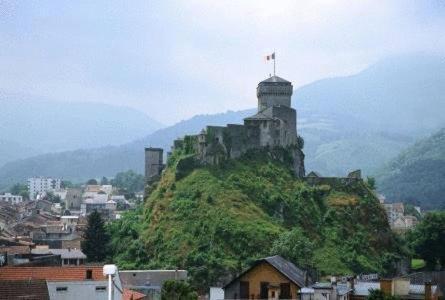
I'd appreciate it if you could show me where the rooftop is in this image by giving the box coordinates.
[0,266,106,281]
[31,248,87,259]
[260,75,291,84]
[0,279,49,300]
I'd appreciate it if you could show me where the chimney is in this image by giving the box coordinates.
[424,281,432,300]
[380,279,393,296]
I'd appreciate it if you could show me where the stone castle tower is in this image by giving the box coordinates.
[144,147,164,184]
[145,74,305,182]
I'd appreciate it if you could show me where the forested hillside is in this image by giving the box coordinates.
[377,128,445,209]
[108,148,404,290]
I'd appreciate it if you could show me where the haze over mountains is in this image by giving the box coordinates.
[1,54,444,196]
[0,94,163,166]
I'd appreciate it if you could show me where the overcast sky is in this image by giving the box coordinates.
[1,1,444,124]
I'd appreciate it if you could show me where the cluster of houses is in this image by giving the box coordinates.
[379,198,420,233]
[0,254,440,300]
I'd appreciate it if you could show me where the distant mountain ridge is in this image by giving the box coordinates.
[377,128,445,210]
[0,93,163,166]
[1,54,444,189]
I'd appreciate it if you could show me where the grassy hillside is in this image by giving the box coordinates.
[377,128,445,209]
[108,149,404,289]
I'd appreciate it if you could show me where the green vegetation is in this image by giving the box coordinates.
[110,170,144,194]
[9,183,29,199]
[367,288,400,300]
[411,259,426,270]
[108,149,404,290]
[407,211,445,270]
[377,128,445,210]
[161,280,198,300]
[82,210,110,262]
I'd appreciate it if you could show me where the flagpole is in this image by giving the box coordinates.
[274,57,276,76]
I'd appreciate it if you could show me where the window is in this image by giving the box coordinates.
[95,286,106,292]
[56,287,68,292]
[63,259,69,265]
[86,269,93,279]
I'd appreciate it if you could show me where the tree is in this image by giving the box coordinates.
[368,289,400,300]
[9,183,29,200]
[82,210,110,262]
[271,227,316,269]
[110,170,144,194]
[100,176,109,185]
[86,178,98,185]
[161,280,198,300]
[408,211,445,270]
[45,191,61,203]
[366,176,376,190]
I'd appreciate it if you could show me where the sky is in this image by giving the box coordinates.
[1,0,444,125]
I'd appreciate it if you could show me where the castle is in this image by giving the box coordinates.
[145,75,306,183]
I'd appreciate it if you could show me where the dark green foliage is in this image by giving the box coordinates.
[161,280,198,300]
[9,183,29,199]
[107,207,150,269]
[366,177,376,190]
[110,170,144,193]
[407,211,445,270]
[100,176,109,185]
[367,289,400,300]
[271,227,316,269]
[377,128,445,210]
[82,210,110,262]
[87,178,98,185]
[44,191,61,203]
[175,155,198,180]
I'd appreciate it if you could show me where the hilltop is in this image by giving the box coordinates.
[108,148,404,289]
[377,128,445,210]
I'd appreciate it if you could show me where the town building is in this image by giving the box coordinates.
[31,247,86,266]
[119,269,188,299]
[0,265,123,300]
[0,193,23,204]
[28,177,62,200]
[224,255,309,299]
[65,188,83,210]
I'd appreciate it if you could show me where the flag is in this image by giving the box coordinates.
[265,52,275,61]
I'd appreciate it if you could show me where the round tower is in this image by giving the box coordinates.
[256,75,293,112]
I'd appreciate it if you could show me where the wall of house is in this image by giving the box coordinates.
[47,280,121,300]
[225,262,300,299]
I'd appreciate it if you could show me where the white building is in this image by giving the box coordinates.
[0,193,23,204]
[28,177,62,200]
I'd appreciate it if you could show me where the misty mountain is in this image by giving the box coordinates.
[0,93,163,165]
[296,54,445,136]
[0,54,444,188]
[376,128,445,210]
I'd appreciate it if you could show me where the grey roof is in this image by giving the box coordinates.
[119,270,188,290]
[264,255,306,287]
[32,248,86,259]
[225,255,307,289]
[260,75,291,84]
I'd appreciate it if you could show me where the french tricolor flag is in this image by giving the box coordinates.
[265,52,275,61]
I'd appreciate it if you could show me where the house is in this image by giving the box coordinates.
[351,278,439,300]
[28,177,62,201]
[0,193,23,204]
[119,269,188,299]
[31,247,86,266]
[300,279,354,300]
[0,265,123,300]
[0,279,50,300]
[224,255,309,299]
[65,188,83,210]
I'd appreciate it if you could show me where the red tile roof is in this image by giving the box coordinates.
[123,288,147,300]
[0,279,49,300]
[0,266,106,281]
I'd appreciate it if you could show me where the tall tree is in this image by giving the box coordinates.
[408,211,445,270]
[161,280,198,300]
[82,210,110,262]
[9,183,29,200]
[100,176,109,185]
